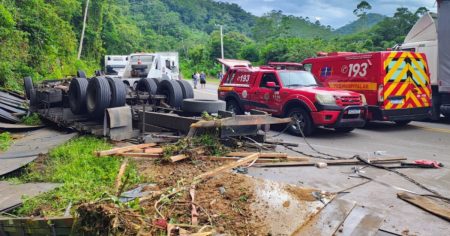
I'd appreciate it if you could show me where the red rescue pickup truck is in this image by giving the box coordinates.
[217,59,368,136]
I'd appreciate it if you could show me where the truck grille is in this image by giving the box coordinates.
[336,96,361,106]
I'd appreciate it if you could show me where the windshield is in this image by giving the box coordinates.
[131,55,154,64]
[279,71,318,87]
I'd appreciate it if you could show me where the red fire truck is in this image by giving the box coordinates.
[302,52,432,125]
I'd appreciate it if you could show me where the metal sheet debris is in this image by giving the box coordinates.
[0,128,77,176]
[0,181,60,212]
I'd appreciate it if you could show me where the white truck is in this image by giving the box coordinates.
[106,52,180,89]
[104,55,129,77]
[394,1,450,120]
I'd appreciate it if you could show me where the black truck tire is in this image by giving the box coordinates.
[157,79,183,108]
[23,76,33,100]
[106,77,126,107]
[68,77,89,114]
[86,77,111,119]
[29,89,37,107]
[136,78,157,95]
[77,70,87,78]
[177,80,194,99]
[152,78,162,86]
[182,99,226,114]
[287,108,315,136]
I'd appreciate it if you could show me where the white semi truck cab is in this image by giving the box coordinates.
[104,55,128,77]
[105,52,180,88]
[394,1,450,119]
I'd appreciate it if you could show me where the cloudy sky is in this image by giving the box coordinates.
[217,0,437,29]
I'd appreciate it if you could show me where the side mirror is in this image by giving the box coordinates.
[266,81,279,90]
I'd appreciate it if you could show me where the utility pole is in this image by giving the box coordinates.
[78,0,90,60]
[220,25,225,75]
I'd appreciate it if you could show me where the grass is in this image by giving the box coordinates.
[12,136,141,216]
[21,113,42,126]
[0,132,12,151]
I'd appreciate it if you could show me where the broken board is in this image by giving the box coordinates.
[293,198,356,235]
[334,205,385,236]
[248,176,335,235]
[398,192,450,222]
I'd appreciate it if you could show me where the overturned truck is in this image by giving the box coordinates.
[24,67,288,141]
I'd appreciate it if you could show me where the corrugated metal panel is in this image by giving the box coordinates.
[404,12,437,43]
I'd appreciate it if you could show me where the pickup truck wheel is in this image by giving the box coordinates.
[287,108,314,136]
[226,99,243,115]
[394,120,411,126]
[335,127,355,133]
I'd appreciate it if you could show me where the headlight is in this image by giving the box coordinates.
[361,94,367,105]
[316,94,336,105]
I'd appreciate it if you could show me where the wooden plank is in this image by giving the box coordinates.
[115,159,129,195]
[170,154,187,162]
[144,147,163,154]
[194,153,259,181]
[170,148,205,163]
[96,143,156,156]
[197,156,287,163]
[254,157,407,168]
[397,192,450,221]
[226,152,288,158]
[119,153,161,158]
[335,205,385,236]
[293,198,356,235]
[286,156,310,162]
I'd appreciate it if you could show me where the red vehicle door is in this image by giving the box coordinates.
[250,72,282,113]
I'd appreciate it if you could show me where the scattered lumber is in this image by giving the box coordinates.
[115,158,129,195]
[194,153,260,181]
[119,153,161,158]
[397,192,450,222]
[96,143,156,157]
[170,148,205,163]
[254,156,407,168]
[226,152,288,158]
[190,185,198,226]
[144,147,163,154]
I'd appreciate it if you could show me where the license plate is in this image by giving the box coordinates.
[348,109,361,115]
[390,99,403,104]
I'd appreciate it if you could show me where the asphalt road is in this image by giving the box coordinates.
[194,82,450,235]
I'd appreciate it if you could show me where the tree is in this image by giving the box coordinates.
[415,7,429,17]
[353,1,372,30]
[353,1,372,17]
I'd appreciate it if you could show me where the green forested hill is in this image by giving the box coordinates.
[335,13,386,34]
[0,0,428,90]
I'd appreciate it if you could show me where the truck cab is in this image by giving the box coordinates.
[104,55,128,77]
[118,52,180,88]
[303,51,432,124]
[218,59,367,136]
